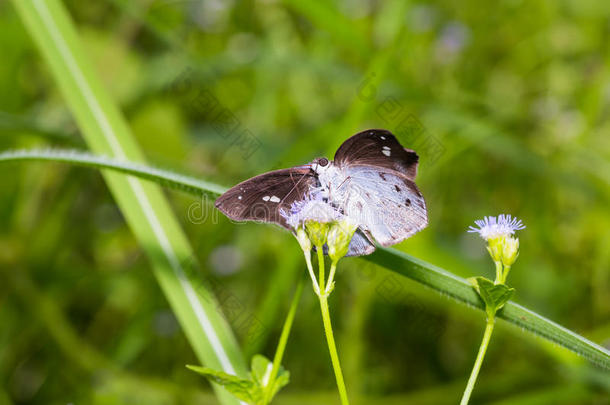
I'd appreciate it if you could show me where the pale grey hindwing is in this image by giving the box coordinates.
[346,229,376,256]
[333,166,428,247]
[318,229,375,256]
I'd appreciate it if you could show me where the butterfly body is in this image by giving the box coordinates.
[215,129,428,256]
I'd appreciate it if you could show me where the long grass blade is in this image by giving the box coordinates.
[0,148,224,197]
[1,148,609,370]
[364,249,610,371]
[10,2,247,404]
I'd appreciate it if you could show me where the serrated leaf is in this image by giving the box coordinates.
[248,355,290,404]
[187,365,262,403]
[471,277,515,316]
[269,368,290,400]
[250,354,272,387]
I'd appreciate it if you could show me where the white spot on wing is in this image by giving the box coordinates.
[262,196,270,201]
[238,196,242,200]
[270,196,281,203]
[382,149,391,156]
[380,136,386,140]
[382,146,391,150]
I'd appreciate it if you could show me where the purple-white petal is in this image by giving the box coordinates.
[468,214,525,240]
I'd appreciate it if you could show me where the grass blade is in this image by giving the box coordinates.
[364,249,610,371]
[10,1,247,404]
[0,148,225,197]
[1,148,609,370]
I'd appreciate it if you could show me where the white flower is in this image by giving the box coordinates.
[467,214,525,241]
[280,190,343,229]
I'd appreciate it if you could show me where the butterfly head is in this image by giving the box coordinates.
[311,157,331,174]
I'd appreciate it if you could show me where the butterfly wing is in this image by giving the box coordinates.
[217,129,425,253]
[346,229,376,256]
[334,166,428,247]
[334,129,419,180]
[215,167,318,230]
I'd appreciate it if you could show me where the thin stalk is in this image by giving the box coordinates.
[494,261,503,284]
[325,260,338,294]
[317,247,325,292]
[502,265,512,284]
[319,294,350,405]
[303,251,320,296]
[460,316,496,405]
[315,249,349,405]
[263,279,304,405]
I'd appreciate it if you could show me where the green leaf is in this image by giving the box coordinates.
[250,354,273,387]
[187,358,290,405]
[1,149,609,370]
[269,368,290,401]
[187,365,262,404]
[470,277,515,317]
[249,355,290,403]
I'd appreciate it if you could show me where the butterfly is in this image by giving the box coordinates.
[215,129,428,256]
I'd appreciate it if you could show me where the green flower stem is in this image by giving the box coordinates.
[303,251,320,296]
[460,316,496,405]
[318,293,350,405]
[314,246,349,404]
[494,261,503,284]
[325,260,338,294]
[502,265,512,284]
[263,279,304,405]
[317,247,326,293]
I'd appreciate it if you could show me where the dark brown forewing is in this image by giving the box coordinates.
[334,129,419,180]
[215,167,317,229]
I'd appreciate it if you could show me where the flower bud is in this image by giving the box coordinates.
[501,236,519,267]
[486,237,503,263]
[327,219,358,262]
[305,220,330,247]
[295,227,312,253]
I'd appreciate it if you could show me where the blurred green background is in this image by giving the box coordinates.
[1,0,609,404]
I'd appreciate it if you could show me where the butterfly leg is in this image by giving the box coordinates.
[332,176,353,211]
